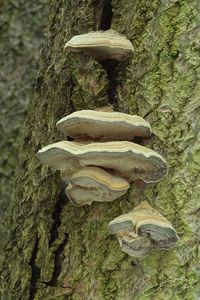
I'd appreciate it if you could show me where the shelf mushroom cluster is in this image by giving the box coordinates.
[37,29,179,259]
[37,109,168,206]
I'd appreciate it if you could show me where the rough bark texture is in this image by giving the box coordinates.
[0,0,48,221]
[1,0,200,299]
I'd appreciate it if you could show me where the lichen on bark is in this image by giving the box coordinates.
[1,1,200,300]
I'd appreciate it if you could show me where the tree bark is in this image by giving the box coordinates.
[1,1,200,299]
[0,0,48,226]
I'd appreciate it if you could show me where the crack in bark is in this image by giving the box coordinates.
[45,183,68,287]
[49,182,68,246]
[29,237,40,300]
[96,0,119,105]
[46,233,68,286]
[100,0,113,30]
[100,59,119,105]
[93,0,113,31]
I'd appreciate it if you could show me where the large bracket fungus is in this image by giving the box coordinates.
[37,140,168,184]
[64,29,134,61]
[56,110,152,141]
[108,201,179,259]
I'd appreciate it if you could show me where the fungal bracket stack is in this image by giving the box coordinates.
[37,29,179,259]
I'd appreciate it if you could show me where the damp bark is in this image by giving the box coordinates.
[1,1,200,300]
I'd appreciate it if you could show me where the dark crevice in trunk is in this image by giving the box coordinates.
[46,233,68,286]
[100,59,119,104]
[93,0,117,105]
[29,237,40,300]
[93,0,113,31]
[49,182,68,246]
[100,0,113,30]
[98,1,118,105]
[44,183,68,287]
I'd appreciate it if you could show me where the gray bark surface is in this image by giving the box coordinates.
[0,0,48,220]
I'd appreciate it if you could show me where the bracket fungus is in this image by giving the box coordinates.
[66,166,130,206]
[37,140,168,183]
[37,108,169,206]
[108,201,179,259]
[56,110,152,141]
[36,26,176,257]
[64,29,134,60]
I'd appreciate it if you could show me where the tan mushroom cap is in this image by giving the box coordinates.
[36,141,168,183]
[64,29,134,60]
[108,201,179,258]
[108,201,174,233]
[56,110,152,140]
[66,166,130,206]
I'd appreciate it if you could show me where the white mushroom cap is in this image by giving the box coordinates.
[37,141,168,183]
[66,166,130,206]
[64,29,134,60]
[108,201,179,258]
[56,110,152,140]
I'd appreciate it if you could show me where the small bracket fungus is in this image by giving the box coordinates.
[108,201,179,259]
[56,110,152,141]
[66,166,130,206]
[37,140,168,183]
[64,29,134,60]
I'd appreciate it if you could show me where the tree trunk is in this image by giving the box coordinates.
[1,1,200,299]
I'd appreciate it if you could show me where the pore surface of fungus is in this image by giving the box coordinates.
[66,166,130,206]
[56,110,152,140]
[108,201,179,259]
[64,29,134,60]
[37,141,168,183]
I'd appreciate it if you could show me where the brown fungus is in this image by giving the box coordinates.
[108,201,179,259]
[66,166,130,206]
[56,110,152,141]
[37,140,168,183]
[64,29,134,60]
